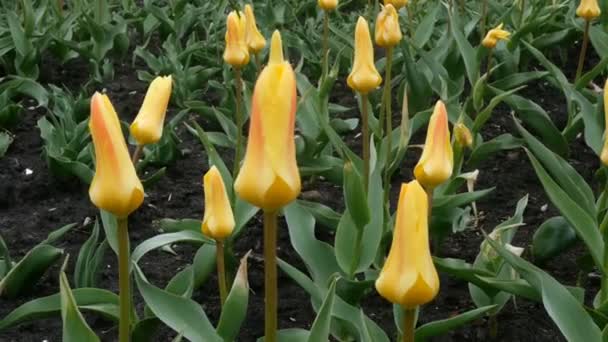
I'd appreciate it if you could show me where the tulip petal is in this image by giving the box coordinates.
[202,166,235,240]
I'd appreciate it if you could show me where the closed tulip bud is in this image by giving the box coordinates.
[202,166,235,240]
[244,4,266,53]
[318,0,338,11]
[454,122,473,148]
[601,79,608,166]
[234,31,301,211]
[347,17,382,94]
[129,75,172,145]
[376,180,439,308]
[223,11,249,67]
[384,0,408,10]
[482,23,510,49]
[89,92,144,218]
[414,101,453,189]
[577,0,601,20]
[375,4,402,48]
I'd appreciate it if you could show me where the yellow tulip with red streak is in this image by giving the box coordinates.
[482,23,510,49]
[234,31,301,211]
[376,180,439,308]
[414,100,453,189]
[130,75,172,145]
[244,5,266,53]
[223,11,249,67]
[89,92,144,218]
[347,17,382,94]
[202,166,235,240]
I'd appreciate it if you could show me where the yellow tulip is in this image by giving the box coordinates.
[89,92,144,218]
[481,23,510,49]
[375,180,439,308]
[347,17,382,94]
[577,0,601,20]
[454,122,473,148]
[244,4,266,53]
[414,100,454,189]
[601,79,608,166]
[384,0,408,10]
[223,11,249,67]
[234,31,301,211]
[202,166,235,240]
[129,75,172,145]
[375,4,402,48]
[318,0,338,11]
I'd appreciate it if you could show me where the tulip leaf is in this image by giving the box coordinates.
[100,209,120,256]
[532,217,577,263]
[485,235,603,341]
[414,305,498,341]
[134,264,222,342]
[449,9,479,86]
[297,200,341,231]
[132,317,162,342]
[60,267,100,342]
[0,131,13,158]
[42,222,77,245]
[0,288,120,331]
[216,254,249,341]
[157,218,200,233]
[131,230,213,265]
[468,134,522,167]
[0,244,63,298]
[256,329,310,342]
[74,220,101,288]
[307,278,337,342]
[343,162,369,229]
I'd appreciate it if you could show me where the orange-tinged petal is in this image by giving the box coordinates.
[414,100,453,189]
[347,17,382,94]
[384,0,407,10]
[223,11,250,67]
[577,0,601,20]
[375,4,402,48]
[89,92,144,218]
[202,166,235,240]
[318,0,338,11]
[375,181,439,308]
[245,5,266,53]
[234,31,301,211]
[129,75,172,145]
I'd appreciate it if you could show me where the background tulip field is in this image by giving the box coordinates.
[2,0,608,341]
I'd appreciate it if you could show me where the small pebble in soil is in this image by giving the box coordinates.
[289,317,296,322]
[24,168,33,175]
[129,90,137,95]
[168,193,173,202]
[540,204,548,212]
[83,217,92,226]
[48,207,56,212]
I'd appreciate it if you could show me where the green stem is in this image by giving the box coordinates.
[216,240,228,306]
[402,307,417,342]
[233,68,243,178]
[117,218,131,342]
[489,314,498,339]
[264,211,278,342]
[361,93,370,193]
[322,11,329,78]
[480,0,488,38]
[486,48,494,81]
[382,47,394,202]
[575,20,591,82]
[254,53,262,75]
[131,145,143,166]
[519,0,526,27]
[459,0,465,14]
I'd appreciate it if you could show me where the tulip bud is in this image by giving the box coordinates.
[414,101,454,189]
[318,0,338,11]
[129,75,172,146]
[223,11,249,67]
[384,0,408,10]
[347,17,382,94]
[601,79,608,166]
[202,166,235,240]
[577,0,601,20]
[375,4,402,48]
[481,23,510,49]
[454,122,473,148]
[375,180,439,308]
[89,92,144,218]
[244,4,266,53]
[234,31,301,211]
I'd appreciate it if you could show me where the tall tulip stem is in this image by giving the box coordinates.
[131,145,143,166]
[382,47,394,197]
[254,53,262,74]
[322,11,330,78]
[361,93,370,193]
[402,307,417,342]
[519,0,526,27]
[117,218,131,342]
[575,19,591,82]
[480,0,488,37]
[263,210,278,342]
[216,240,228,306]
[233,68,244,178]
[486,49,494,81]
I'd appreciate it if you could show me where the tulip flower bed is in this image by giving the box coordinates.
[2,0,608,341]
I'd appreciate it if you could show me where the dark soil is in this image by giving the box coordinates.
[0,24,602,342]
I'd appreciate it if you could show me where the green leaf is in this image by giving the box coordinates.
[449,10,479,86]
[532,217,577,263]
[216,253,249,341]
[468,134,522,167]
[307,278,337,342]
[485,236,603,341]
[59,268,100,342]
[0,244,63,298]
[0,288,120,331]
[415,305,498,340]
[134,264,222,342]
[131,231,213,265]
[74,221,100,288]
[100,210,120,256]
[297,200,341,230]
[0,132,13,158]
[342,161,369,229]
[256,329,310,342]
